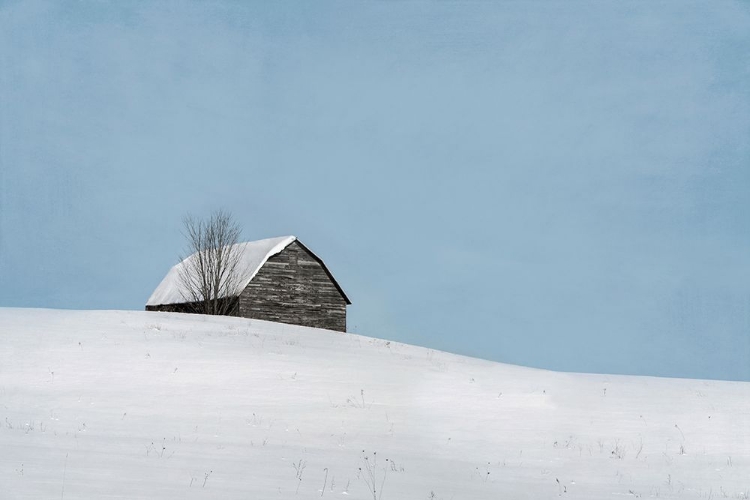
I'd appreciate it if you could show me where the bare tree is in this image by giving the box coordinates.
[178,210,246,315]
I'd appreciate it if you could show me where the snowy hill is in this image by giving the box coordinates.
[0,308,748,499]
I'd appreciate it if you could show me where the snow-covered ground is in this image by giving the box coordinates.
[0,308,748,499]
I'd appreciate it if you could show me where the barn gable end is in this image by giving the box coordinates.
[238,241,348,332]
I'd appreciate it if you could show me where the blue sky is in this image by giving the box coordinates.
[1,0,748,381]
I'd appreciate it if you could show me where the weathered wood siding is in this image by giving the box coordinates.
[238,241,347,332]
[146,297,239,316]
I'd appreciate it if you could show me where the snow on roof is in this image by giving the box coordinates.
[146,236,296,306]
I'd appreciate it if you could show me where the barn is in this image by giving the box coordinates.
[145,236,350,332]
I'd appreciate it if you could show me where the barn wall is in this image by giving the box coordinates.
[145,297,239,316]
[238,241,347,332]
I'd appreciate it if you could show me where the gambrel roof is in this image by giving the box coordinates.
[146,236,350,306]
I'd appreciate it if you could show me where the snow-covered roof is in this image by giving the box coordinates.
[146,236,298,306]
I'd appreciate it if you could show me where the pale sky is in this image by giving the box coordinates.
[1,0,748,381]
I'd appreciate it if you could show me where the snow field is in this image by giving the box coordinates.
[0,308,748,499]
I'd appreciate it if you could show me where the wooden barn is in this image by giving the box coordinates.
[145,236,350,332]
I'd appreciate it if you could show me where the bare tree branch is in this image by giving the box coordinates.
[177,210,246,315]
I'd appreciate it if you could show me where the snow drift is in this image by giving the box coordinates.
[0,308,747,499]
